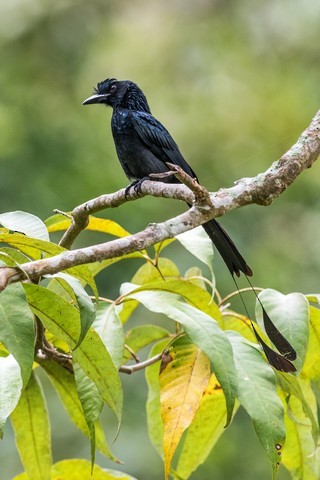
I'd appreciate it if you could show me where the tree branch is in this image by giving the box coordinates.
[0,109,319,291]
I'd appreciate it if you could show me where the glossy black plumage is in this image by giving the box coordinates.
[83,78,252,277]
[83,78,297,372]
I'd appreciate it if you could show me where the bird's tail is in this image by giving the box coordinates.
[202,218,297,372]
[202,219,252,278]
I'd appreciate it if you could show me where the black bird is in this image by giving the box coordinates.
[83,78,296,372]
[83,78,251,278]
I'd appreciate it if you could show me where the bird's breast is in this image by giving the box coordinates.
[111,110,145,180]
[111,109,133,134]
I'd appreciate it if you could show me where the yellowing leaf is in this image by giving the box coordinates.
[13,459,138,480]
[46,213,130,237]
[302,305,320,379]
[177,374,237,479]
[160,337,210,480]
[86,217,130,237]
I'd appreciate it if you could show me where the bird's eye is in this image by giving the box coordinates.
[110,84,117,94]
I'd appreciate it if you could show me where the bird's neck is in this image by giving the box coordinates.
[115,89,151,113]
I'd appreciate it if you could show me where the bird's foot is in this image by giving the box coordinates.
[124,177,150,199]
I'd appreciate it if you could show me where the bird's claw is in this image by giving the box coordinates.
[124,178,149,199]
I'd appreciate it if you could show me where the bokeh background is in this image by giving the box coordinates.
[1,0,320,478]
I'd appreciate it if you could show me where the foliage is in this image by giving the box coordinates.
[0,211,319,480]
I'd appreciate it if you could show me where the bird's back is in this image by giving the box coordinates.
[111,107,196,182]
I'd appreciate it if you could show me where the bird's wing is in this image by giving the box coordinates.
[132,111,197,178]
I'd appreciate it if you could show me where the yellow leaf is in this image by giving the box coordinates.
[302,305,320,379]
[160,337,210,480]
[176,374,236,479]
[13,459,137,480]
[87,217,130,237]
[47,214,130,237]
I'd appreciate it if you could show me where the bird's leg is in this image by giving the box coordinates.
[124,177,150,199]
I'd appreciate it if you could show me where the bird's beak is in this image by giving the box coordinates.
[82,93,110,105]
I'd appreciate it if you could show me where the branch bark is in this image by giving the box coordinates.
[0,109,319,291]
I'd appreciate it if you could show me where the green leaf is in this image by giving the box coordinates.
[276,372,319,446]
[122,277,222,324]
[41,359,116,460]
[10,372,52,480]
[0,283,35,387]
[145,339,168,458]
[126,289,237,426]
[184,266,209,291]
[256,289,309,371]
[75,339,123,425]
[124,325,170,362]
[23,284,123,423]
[23,283,80,347]
[176,374,237,479]
[74,362,104,470]
[119,258,180,324]
[0,211,49,241]
[0,232,98,296]
[0,251,24,268]
[44,213,71,229]
[93,303,124,370]
[0,246,32,264]
[281,379,320,480]
[176,226,214,277]
[132,257,180,284]
[0,355,23,438]
[50,273,96,349]
[222,311,256,342]
[227,331,285,479]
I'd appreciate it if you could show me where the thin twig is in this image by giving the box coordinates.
[119,352,164,374]
[165,162,212,208]
[220,287,264,306]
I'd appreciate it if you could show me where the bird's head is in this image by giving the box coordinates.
[83,78,151,113]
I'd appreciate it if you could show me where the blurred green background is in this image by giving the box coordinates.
[1,0,319,478]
